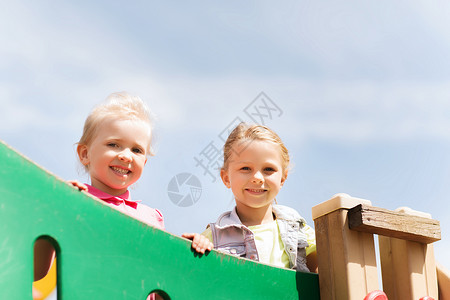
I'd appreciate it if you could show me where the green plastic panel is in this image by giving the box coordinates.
[0,140,319,299]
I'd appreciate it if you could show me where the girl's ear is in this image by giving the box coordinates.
[220,168,231,189]
[77,144,90,166]
[280,169,288,187]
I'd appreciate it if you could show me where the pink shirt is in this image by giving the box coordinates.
[86,184,164,230]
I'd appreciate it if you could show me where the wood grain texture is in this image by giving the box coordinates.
[348,204,441,243]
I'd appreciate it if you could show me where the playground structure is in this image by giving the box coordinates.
[0,139,448,299]
[312,194,448,299]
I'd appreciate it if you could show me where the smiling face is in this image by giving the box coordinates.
[77,118,151,196]
[220,140,288,217]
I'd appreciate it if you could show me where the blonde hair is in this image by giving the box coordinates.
[78,92,154,159]
[222,122,290,171]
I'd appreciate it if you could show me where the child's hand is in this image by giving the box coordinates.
[181,233,213,254]
[67,180,88,191]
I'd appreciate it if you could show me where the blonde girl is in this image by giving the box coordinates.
[35,92,211,285]
[202,122,317,272]
[72,92,211,251]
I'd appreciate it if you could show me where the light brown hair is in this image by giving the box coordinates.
[222,122,290,171]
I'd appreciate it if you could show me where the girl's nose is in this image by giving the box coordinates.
[118,149,132,162]
[252,171,264,183]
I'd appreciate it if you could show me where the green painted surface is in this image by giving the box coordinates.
[0,140,319,299]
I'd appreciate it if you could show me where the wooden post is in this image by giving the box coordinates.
[312,194,380,300]
[437,262,450,300]
[377,208,439,300]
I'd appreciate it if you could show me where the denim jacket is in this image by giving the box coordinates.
[207,204,310,272]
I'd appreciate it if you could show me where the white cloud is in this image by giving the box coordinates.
[271,79,450,142]
[141,76,450,143]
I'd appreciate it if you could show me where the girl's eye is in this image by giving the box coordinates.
[132,148,144,154]
[240,167,251,171]
[107,143,118,148]
[264,167,275,172]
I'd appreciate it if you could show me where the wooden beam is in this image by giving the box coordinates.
[348,204,441,244]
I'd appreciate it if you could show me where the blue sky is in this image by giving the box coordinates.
[1,0,450,275]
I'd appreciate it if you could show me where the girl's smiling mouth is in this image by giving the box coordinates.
[245,188,267,194]
[110,166,131,175]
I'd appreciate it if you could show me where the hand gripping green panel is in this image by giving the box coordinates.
[0,140,319,300]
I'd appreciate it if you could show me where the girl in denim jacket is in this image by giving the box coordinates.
[202,122,317,272]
